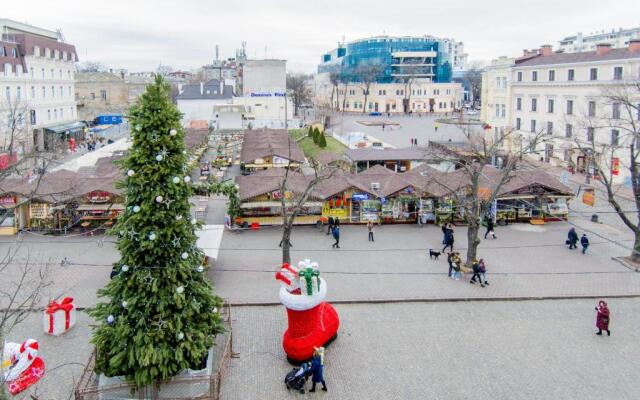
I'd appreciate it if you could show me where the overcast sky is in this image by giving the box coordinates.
[4,0,639,73]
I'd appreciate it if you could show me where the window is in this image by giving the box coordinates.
[516,97,522,111]
[566,124,573,138]
[51,86,55,98]
[549,70,555,81]
[60,108,64,119]
[11,48,17,58]
[44,48,50,58]
[531,119,536,133]
[41,68,45,79]
[50,69,54,78]
[67,70,71,79]
[60,86,63,98]
[612,103,620,119]
[590,68,598,81]
[517,71,522,82]
[16,86,21,100]
[568,69,575,81]
[59,69,62,79]
[68,86,71,96]
[531,98,537,112]
[588,101,596,117]
[54,109,57,120]
[0,47,5,57]
[613,66,623,80]
[47,109,51,121]
[548,99,554,113]
[41,86,46,98]
[516,117,521,130]
[587,127,594,142]
[33,46,40,57]
[31,86,35,99]
[566,99,573,115]
[100,90,107,101]
[30,67,34,78]
[611,129,619,146]
[547,121,553,135]
[501,104,506,118]
[4,86,10,102]
[3,63,11,76]
[532,71,538,81]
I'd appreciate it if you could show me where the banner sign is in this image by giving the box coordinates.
[612,157,620,176]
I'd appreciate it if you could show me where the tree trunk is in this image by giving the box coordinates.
[631,231,640,263]
[363,92,368,114]
[465,220,481,266]
[281,221,293,264]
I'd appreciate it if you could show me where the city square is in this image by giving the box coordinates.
[1,3,640,399]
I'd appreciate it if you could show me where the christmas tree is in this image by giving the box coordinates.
[90,75,223,387]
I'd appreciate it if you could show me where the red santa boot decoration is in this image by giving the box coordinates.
[275,259,339,364]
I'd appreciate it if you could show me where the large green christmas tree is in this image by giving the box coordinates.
[90,75,223,387]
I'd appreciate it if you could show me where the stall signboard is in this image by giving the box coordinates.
[271,190,282,199]
[612,158,620,176]
[86,191,111,203]
[352,193,369,201]
[582,188,595,207]
[0,196,16,205]
[548,202,569,214]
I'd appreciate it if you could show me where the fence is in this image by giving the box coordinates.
[75,303,233,400]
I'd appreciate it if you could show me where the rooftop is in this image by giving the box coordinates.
[515,46,640,67]
[240,129,305,164]
[176,79,234,100]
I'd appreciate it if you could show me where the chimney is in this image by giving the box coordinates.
[596,43,612,55]
[539,45,553,56]
[629,39,640,52]
[200,82,204,95]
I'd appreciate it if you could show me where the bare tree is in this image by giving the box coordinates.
[156,64,173,76]
[356,64,383,114]
[328,72,340,111]
[286,72,312,117]
[574,81,640,262]
[278,138,341,264]
[400,76,415,114]
[430,125,543,265]
[77,61,107,73]
[463,62,484,106]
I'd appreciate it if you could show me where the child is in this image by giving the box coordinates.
[581,234,589,254]
[310,347,327,392]
[367,220,374,242]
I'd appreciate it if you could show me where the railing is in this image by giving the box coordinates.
[75,303,233,400]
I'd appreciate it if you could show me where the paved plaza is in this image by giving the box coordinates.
[328,113,472,148]
[221,299,640,400]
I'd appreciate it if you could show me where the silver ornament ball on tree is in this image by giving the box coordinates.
[181,252,189,260]
[155,195,163,203]
[133,205,141,213]
[170,128,177,136]
[107,315,115,324]
[127,169,135,177]
[172,177,180,184]
[176,286,184,294]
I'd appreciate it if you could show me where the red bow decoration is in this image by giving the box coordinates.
[46,297,74,333]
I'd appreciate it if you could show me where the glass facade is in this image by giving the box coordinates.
[319,37,452,83]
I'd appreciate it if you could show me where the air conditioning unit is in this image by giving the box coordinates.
[371,182,380,191]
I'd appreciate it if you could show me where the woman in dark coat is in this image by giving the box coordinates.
[567,228,578,249]
[442,225,454,253]
[595,300,611,336]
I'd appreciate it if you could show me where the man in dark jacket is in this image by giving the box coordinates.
[326,216,334,235]
[568,228,579,249]
[332,225,340,248]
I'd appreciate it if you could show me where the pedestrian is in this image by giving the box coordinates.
[309,347,327,392]
[434,122,440,132]
[581,234,589,254]
[447,252,454,278]
[478,259,489,286]
[326,216,334,235]
[484,217,497,239]
[382,123,385,130]
[567,228,578,249]
[451,252,461,280]
[332,225,340,248]
[442,224,454,253]
[367,220,374,242]
[595,300,611,336]
[470,259,484,287]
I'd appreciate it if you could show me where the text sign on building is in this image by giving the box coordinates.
[250,92,286,97]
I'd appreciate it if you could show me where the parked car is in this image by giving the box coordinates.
[369,112,382,116]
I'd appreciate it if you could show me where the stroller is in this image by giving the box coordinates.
[284,363,311,393]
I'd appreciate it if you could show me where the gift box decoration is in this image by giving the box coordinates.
[43,297,76,336]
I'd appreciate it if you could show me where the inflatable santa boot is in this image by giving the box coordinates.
[275,260,339,364]
[2,339,46,395]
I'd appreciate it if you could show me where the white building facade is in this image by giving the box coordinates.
[558,27,640,53]
[481,41,640,183]
[480,56,515,145]
[0,19,78,156]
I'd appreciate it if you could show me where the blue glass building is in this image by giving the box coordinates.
[319,36,453,83]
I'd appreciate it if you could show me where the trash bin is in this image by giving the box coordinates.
[591,214,599,223]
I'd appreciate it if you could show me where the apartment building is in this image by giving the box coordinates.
[558,27,640,53]
[482,40,640,183]
[0,19,78,156]
[480,56,515,146]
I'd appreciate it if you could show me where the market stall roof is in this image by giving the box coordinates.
[196,225,224,262]
[240,129,305,164]
[43,121,86,134]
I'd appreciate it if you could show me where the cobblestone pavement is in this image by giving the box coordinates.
[212,219,639,304]
[221,299,640,400]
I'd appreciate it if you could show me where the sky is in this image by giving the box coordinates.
[4,0,639,73]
